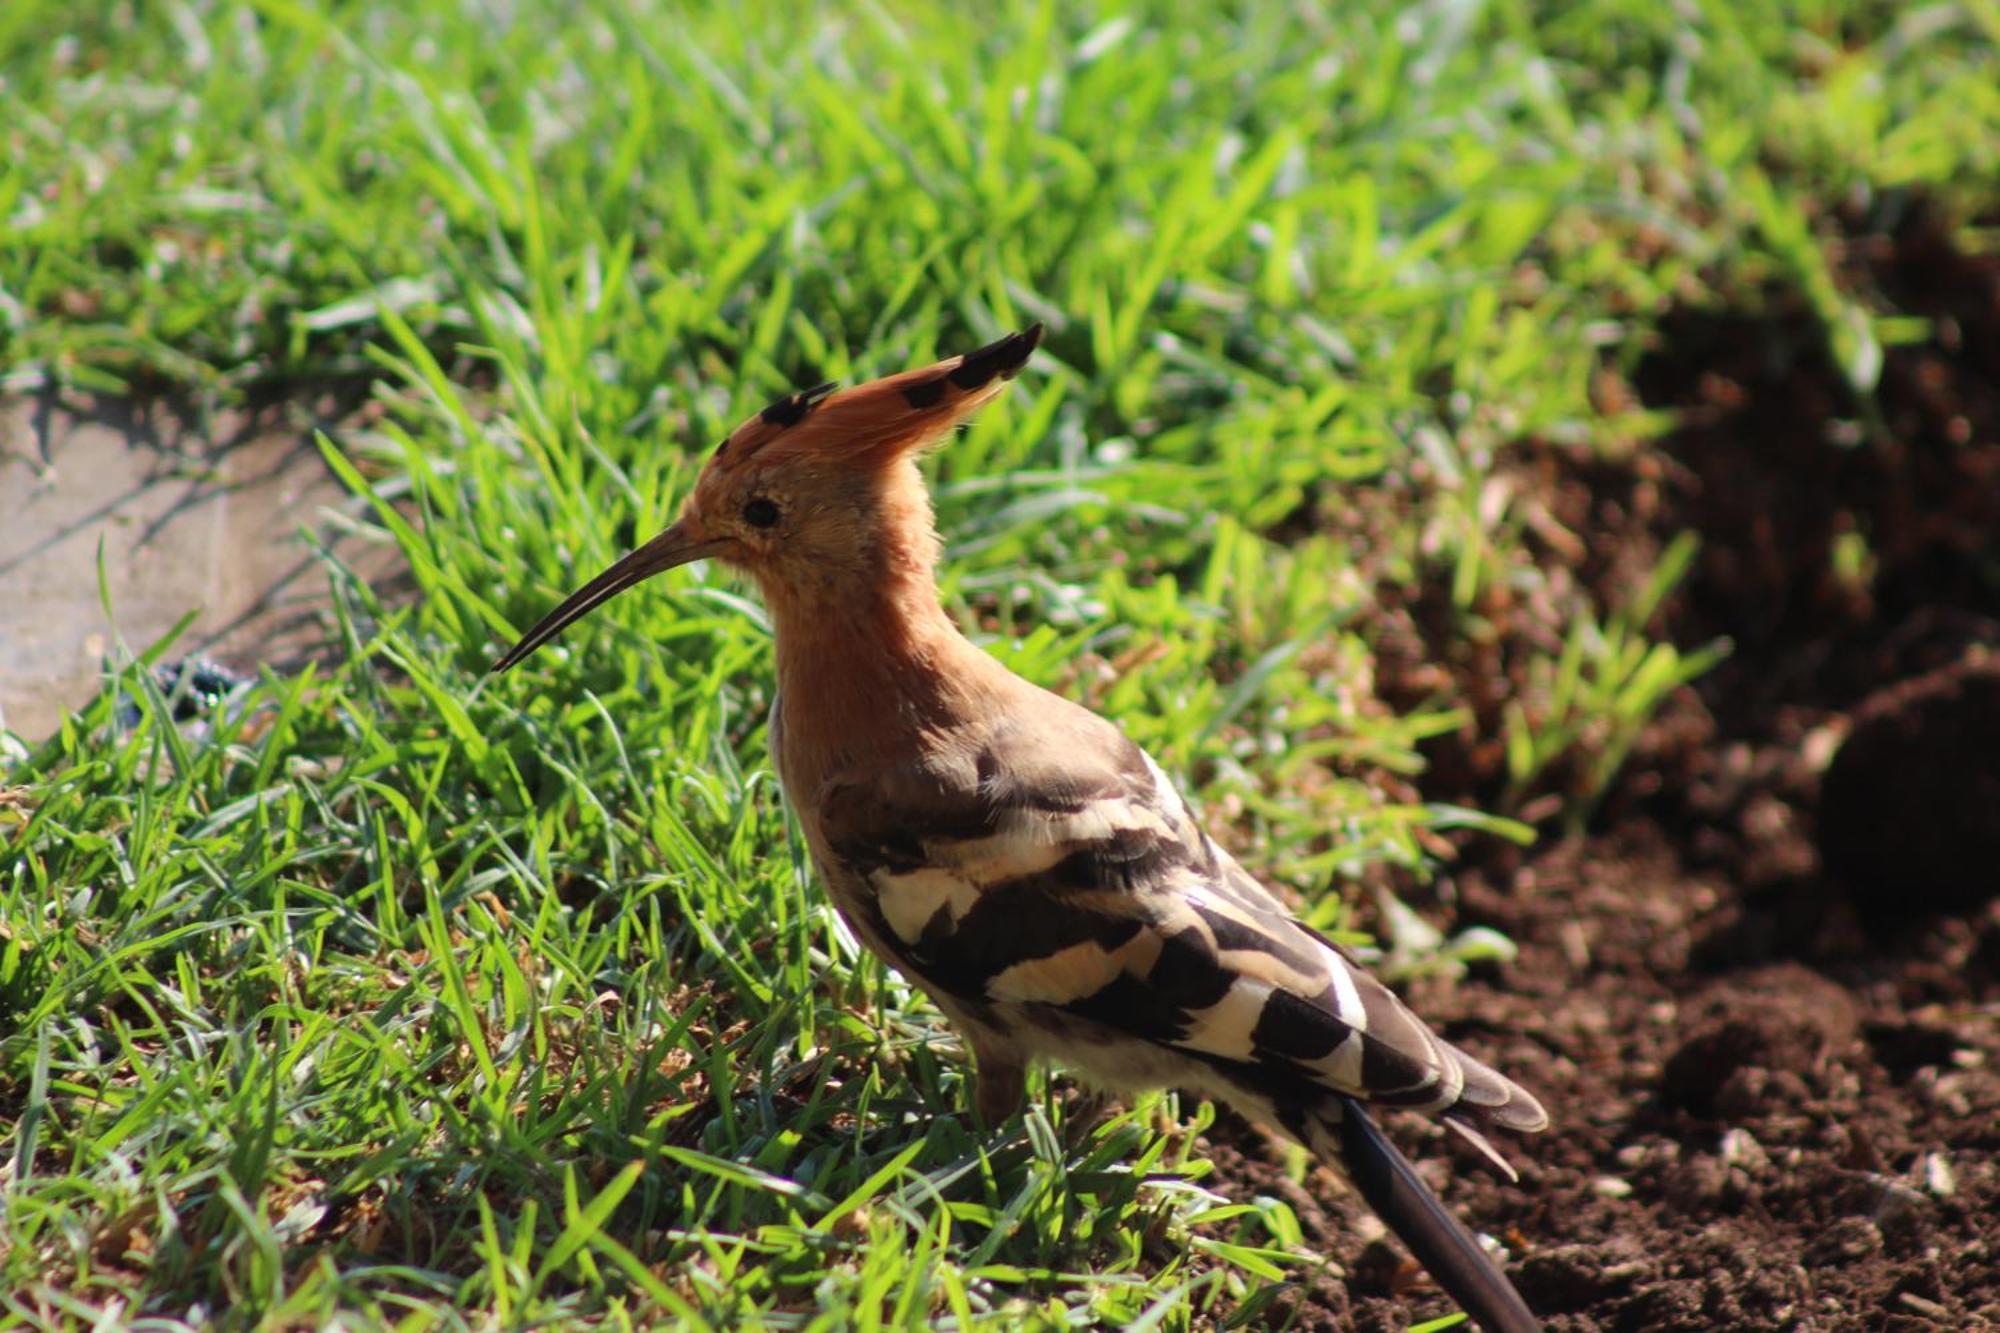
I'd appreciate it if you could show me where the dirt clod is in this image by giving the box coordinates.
[1819,658,2000,920]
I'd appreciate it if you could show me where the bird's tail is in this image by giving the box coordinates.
[1308,1097,1542,1333]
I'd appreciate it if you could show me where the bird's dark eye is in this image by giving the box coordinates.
[742,497,781,529]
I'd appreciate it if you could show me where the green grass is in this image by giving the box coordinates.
[4,1,1997,1328]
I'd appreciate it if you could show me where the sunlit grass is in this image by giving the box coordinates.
[3,1,1995,1327]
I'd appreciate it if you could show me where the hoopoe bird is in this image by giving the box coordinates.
[493,325,1548,1332]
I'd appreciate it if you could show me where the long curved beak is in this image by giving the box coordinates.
[490,520,726,673]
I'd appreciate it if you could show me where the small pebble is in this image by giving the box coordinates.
[1922,1152,1957,1199]
[1719,1127,1768,1172]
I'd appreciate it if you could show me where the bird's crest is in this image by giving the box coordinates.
[708,323,1043,473]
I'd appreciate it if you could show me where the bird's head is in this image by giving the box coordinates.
[491,323,1042,671]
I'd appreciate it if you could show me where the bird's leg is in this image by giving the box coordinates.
[1057,1084,1118,1146]
[971,1047,1026,1128]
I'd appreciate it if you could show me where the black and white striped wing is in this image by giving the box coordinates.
[812,711,1547,1141]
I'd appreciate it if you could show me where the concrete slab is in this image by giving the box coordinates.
[0,396,399,741]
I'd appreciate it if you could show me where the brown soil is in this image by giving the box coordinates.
[1204,199,2000,1329]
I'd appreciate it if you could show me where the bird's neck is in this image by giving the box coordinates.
[766,582,1000,782]
[758,492,1007,781]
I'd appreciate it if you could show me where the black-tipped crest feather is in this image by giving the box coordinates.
[947,322,1043,389]
[760,379,839,428]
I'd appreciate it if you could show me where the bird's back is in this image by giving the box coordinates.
[783,666,1547,1157]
